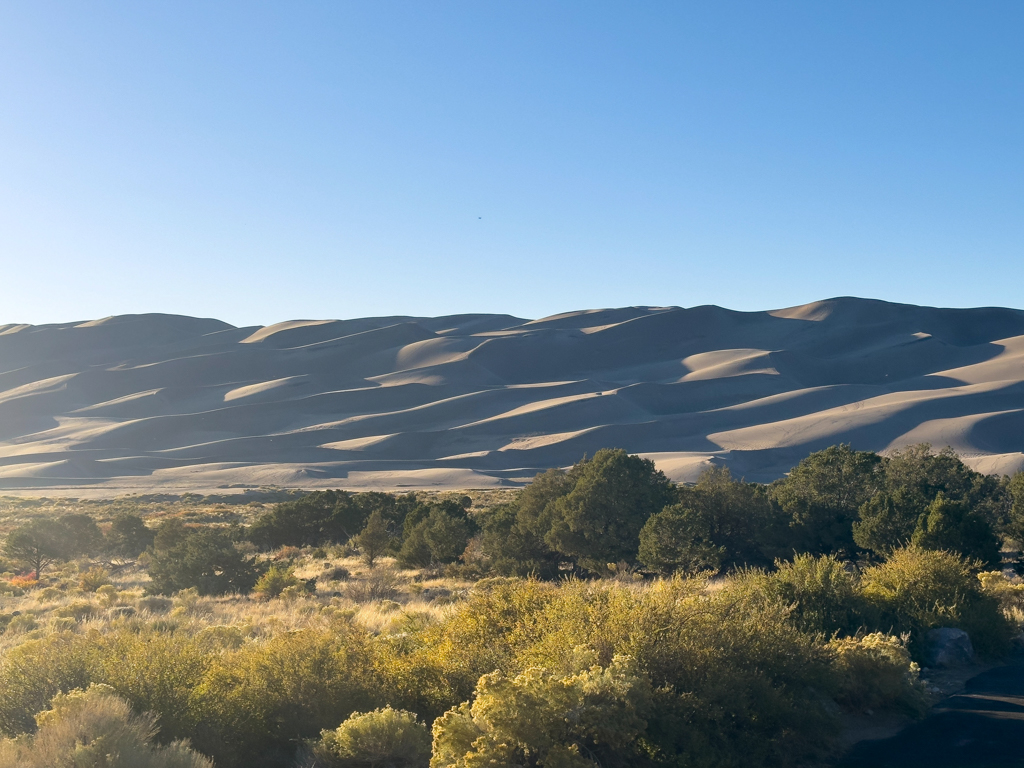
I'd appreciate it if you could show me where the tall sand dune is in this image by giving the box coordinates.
[0,298,1022,491]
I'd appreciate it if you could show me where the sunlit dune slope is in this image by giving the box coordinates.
[1,298,1022,491]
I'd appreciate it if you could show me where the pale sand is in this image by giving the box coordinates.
[0,298,1022,493]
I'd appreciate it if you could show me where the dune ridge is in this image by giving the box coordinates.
[0,298,1022,492]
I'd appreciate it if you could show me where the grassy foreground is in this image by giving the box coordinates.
[0,446,1021,768]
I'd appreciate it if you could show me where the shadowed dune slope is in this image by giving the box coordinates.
[1,299,1023,491]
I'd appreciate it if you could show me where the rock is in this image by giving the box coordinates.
[924,628,974,668]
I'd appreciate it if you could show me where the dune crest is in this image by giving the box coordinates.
[1,298,1022,491]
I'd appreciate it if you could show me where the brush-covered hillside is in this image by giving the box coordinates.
[1,297,1023,491]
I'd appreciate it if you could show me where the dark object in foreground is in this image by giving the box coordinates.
[925,628,976,669]
[842,660,1024,768]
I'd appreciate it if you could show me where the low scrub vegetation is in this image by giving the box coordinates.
[0,444,1020,767]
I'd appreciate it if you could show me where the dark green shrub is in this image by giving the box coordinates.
[4,515,103,578]
[1005,471,1024,545]
[106,513,156,561]
[247,490,364,550]
[638,503,725,574]
[911,493,1001,568]
[421,510,470,564]
[148,528,257,596]
[853,490,922,556]
[769,444,881,557]
[477,469,575,578]
[396,508,472,570]
[673,466,785,568]
[544,449,675,573]
[396,522,432,569]
[354,511,392,568]
[478,503,561,578]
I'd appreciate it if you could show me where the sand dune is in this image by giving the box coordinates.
[0,297,1022,492]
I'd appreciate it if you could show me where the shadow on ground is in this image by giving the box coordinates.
[842,659,1024,768]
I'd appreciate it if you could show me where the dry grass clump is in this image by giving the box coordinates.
[345,568,404,603]
[137,596,173,614]
[52,601,98,622]
[79,567,112,592]
[979,570,1024,624]
[351,599,451,635]
[320,565,351,583]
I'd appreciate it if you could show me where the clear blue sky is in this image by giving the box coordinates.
[1,2,1022,327]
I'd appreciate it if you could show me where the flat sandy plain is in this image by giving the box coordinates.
[1,297,1022,493]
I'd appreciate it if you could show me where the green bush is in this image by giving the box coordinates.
[645,467,784,571]
[422,510,471,565]
[0,632,96,735]
[827,633,926,714]
[4,515,103,578]
[248,490,366,550]
[762,554,863,636]
[431,653,651,768]
[148,528,257,596]
[396,522,432,569]
[355,511,392,568]
[98,630,211,742]
[1005,471,1024,545]
[479,470,574,578]
[79,567,112,592]
[853,490,922,556]
[911,493,1001,568]
[769,444,881,557]
[192,627,376,767]
[860,546,1012,658]
[106,512,156,560]
[253,565,300,600]
[478,502,561,578]
[544,449,675,573]
[313,707,430,768]
[638,503,724,574]
[0,684,211,768]
[521,578,839,767]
